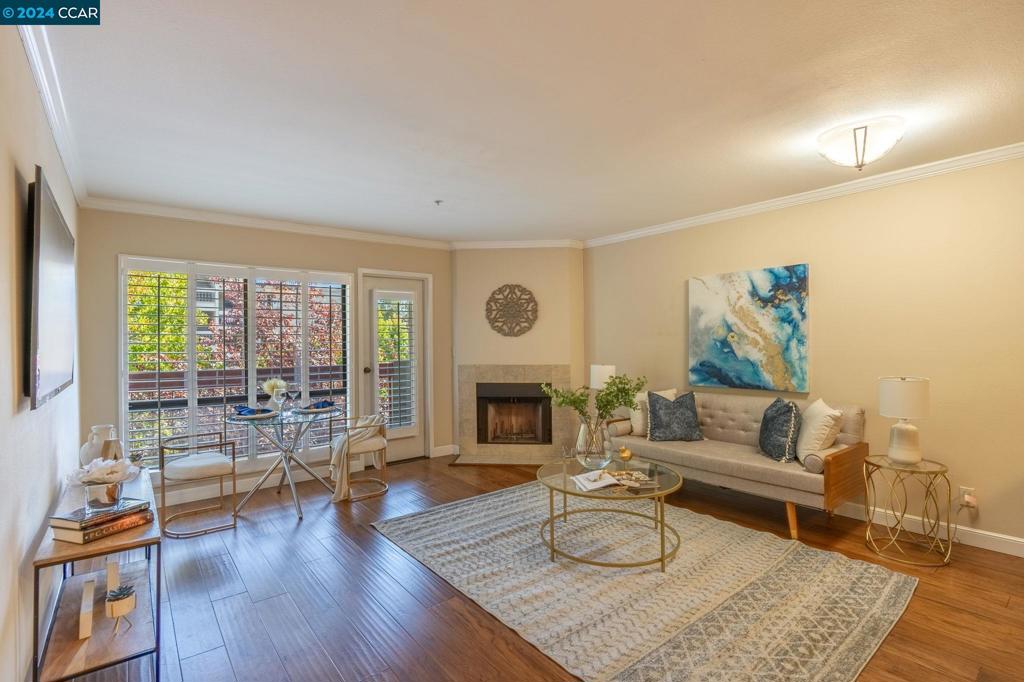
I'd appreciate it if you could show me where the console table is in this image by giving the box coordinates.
[32,474,162,682]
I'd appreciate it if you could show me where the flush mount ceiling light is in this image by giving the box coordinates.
[816,115,906,170]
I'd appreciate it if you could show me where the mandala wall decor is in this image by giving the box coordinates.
[486,284,538,337]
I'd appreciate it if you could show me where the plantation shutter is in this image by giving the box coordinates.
[123,265,191,466]
[306,279,350,448]
[373,291,416,432]
[193,271,251,456]
[253,277,303,454]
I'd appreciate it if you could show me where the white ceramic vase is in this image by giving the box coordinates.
[80,425,117,466]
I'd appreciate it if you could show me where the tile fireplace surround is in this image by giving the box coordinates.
[457,364,575,464]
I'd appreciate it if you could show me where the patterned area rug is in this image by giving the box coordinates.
[373,482,916,682]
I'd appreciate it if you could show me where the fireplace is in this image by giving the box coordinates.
[476,383,552,445]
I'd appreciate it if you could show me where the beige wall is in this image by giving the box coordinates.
[453,247,585,383]
[0,29,80,682]
[76,209,455,450]
[585,157,1024,538]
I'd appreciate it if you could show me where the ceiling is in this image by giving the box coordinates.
[42,1,1024,243]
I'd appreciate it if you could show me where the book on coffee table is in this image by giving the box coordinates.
[51,510,154,544]
[572,471,622,492]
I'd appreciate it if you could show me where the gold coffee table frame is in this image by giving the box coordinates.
[536,458,683,572]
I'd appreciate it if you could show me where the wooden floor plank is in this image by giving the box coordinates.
[158,594,183,682]
[300,605,391,682]
[163,540,224,659]
[253,593,346,681]
[211,592,289,682]
[197,551,247,602]
[219,525,288,603]
[179,647,236,682]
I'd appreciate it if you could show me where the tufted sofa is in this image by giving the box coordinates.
[610,392,868,540]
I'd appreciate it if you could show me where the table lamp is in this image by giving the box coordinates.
[878,376,929,464]
[589,365,616,389]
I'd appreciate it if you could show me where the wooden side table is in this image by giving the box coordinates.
[863,455,952,566]
[33,474,162,682]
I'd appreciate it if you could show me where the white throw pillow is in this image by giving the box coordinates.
[796,399,844,464]
[630,389,677,436]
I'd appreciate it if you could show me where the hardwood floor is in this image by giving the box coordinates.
[75,456,1024,682]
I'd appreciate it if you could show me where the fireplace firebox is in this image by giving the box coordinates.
[476,383,552,445]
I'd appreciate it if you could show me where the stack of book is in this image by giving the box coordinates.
[49,497,153,544]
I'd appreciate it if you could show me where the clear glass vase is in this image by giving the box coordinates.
[575,416,612,469]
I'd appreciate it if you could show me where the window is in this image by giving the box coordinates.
[121,258,351,467]
[373,291,416,431]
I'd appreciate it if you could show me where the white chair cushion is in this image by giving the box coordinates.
[163,452,232,480]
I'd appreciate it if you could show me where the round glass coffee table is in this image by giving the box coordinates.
[536,457,683,572]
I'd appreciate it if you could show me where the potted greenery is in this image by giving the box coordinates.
[541,374,647,464]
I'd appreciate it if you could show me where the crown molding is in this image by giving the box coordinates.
[584,141,1024,248]
[451,239,584,250]
[80,197,453,250]
[19,26,87,202]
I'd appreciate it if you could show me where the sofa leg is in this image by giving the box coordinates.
[785,501,799,540]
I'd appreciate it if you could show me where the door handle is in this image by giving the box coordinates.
[363,367,372,374]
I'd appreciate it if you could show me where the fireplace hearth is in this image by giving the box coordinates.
[476,383,552,445]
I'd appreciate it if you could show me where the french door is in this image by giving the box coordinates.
[361,275,425,461]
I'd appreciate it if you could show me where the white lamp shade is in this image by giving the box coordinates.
[589,365,616,388]
[817,116,905,168]
[878,376,929,419]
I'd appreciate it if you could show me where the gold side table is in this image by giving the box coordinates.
[863,455,952,567]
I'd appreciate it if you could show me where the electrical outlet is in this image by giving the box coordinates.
[959,486,977,508]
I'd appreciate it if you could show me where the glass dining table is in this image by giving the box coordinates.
[226,408,343,519]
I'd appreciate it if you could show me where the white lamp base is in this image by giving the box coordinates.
[887,420,922,464]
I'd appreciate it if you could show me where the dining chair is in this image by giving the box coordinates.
[330,414,389,502]
[159,432,237,538]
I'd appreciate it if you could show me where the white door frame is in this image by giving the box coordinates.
[356,268,434,459]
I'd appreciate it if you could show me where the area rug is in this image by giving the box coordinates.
[373,482,916,682]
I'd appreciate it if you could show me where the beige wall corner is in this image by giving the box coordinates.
[453,247,585,381]
[452,247,586,445]
[584,157,1024,540]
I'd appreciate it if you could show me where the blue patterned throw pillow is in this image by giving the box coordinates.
[648,392,703,442]
[759,398,801,462]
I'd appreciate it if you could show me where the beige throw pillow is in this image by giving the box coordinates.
[630,389,677,436]
[796,399,844,465]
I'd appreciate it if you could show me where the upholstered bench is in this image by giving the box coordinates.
[610,392,868,539]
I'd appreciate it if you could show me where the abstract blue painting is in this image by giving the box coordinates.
[688,264,808,392]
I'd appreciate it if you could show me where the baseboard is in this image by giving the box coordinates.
[430,444,459,458]
[835,502,1024,558]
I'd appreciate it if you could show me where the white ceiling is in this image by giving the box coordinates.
[43,1,1024,243]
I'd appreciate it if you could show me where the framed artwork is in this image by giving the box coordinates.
[688,264,808,392]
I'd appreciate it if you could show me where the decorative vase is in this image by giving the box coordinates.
[86,482,123,511]
[268,388,286,413]
[80,425,117,466]
[575,416,612,469]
